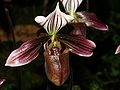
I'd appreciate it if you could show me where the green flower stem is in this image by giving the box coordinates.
[51,34,56,43]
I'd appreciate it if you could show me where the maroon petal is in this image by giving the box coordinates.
[70,23,87,37]
[0,79,5,85]
[115,45,120,54]
[58,35,96,57]
[44,47,69,86]
[77,12,108,30]
[5,38,42,67]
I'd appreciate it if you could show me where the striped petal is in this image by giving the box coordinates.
[5,35,49,67]
[35,2,73,35]
[58,35,96,57]
[77,12,108,30]
[5,39,42,67]
[115,45,120,54]
[60,0,83,13]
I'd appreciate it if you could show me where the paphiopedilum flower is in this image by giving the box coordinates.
[60,0,108,30]
[5,2,72,66]
[5,2,96,86]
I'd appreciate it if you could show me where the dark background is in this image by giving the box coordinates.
[0,0,120,90]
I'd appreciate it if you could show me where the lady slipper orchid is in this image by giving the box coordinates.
[5,2,72,67]
[5,2,96,86]
[60,0,108,30]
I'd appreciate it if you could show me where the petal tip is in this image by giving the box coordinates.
[5,62,12,67]
[5,61,10,67]
[0,79,5,85]
[5,60,31,67]
[69,49,93,57]
[115,51,118,54]
[115,49,119,54]
[5,63,8,66]
[34,16,46,24]
[105,25,109,30]
[78,52,93,57]
[102,25,109,30]
[5,62,16,67]
[115,45,120,54]
[87,40,96,48]
[56,2,60,10]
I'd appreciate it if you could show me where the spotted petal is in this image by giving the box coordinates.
[60,0,83,13]
[77,12,108,30]
[115,45,120,54]
[58,35,96,57]
[5,35,49,67]
[35,2,73,35]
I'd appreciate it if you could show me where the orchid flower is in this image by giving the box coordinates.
[60,0,108,31]
[5,2,96,86]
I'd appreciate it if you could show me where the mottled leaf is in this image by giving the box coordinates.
[58,35,96,57]
[44,47,69,86]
